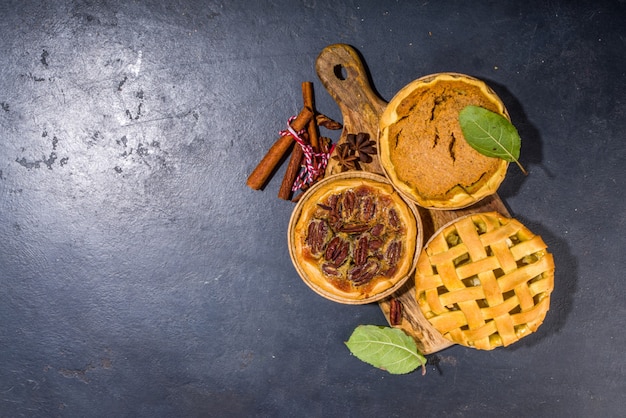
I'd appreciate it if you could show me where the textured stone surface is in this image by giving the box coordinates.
[1,1,624,416]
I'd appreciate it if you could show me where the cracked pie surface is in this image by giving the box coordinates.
[379,73,509,209]
[415,212,555,350]
[289,172,422,304]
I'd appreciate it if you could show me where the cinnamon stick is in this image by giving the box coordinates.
[277,138,304,200]
[277,82,318,200]
[301,82,319,152]
[246,106,313,190]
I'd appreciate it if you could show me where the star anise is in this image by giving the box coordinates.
[332,143,360,172]
[347,132,377,163]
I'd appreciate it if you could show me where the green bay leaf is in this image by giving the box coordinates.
[459,105,526,174]
[345,325,426,375]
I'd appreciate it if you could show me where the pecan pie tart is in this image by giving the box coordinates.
[289,172,422,304]
[415,212,555,350]
[379,73,510,209]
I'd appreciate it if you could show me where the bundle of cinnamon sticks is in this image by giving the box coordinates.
[246,81,342,201]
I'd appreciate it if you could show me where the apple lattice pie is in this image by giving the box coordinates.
[415,212,555,350]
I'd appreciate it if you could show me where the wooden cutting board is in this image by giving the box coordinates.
[315,44,511,354]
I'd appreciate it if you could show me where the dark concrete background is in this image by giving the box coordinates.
[1,1,624,416]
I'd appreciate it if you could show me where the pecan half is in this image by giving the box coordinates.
[324,195,341,228]
[305,219,329,255]
[368,237,383,251]
[348,260,380,286]
[388,208,400,229]
[322,263,340,276]
[324,236,349,267]
[385,240,402,266]
[337,223,370,234]
[342,189,357,219]
[389,298,403,326]
[371,223,384,237]
[353,234,369,266]
[360,196,376,222]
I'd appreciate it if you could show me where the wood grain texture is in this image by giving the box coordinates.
[315,44,385,175]
[316,44,511,354]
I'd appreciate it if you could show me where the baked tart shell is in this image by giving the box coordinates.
[288,172,423,304]
[415,211,555,350]
[379,73,510,210]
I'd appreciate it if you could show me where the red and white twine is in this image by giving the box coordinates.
[281,116,332,192]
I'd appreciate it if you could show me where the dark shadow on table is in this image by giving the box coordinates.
[485,79,555,201]
[508,215,577,351]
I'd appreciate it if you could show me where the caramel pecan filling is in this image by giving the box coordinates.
[303,185,407,289]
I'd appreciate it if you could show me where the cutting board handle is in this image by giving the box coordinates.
[315,44,386,133]
[315,44,386,174]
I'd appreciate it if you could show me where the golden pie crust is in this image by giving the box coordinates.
[415,212,555,349]
[289,172,422,304]
[379,73,510,209]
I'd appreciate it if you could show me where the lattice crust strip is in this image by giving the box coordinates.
[415,211,555,350]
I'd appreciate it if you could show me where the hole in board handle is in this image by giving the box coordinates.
[333,64,347,81]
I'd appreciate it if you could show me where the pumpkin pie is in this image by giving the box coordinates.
[379,73,509,209]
